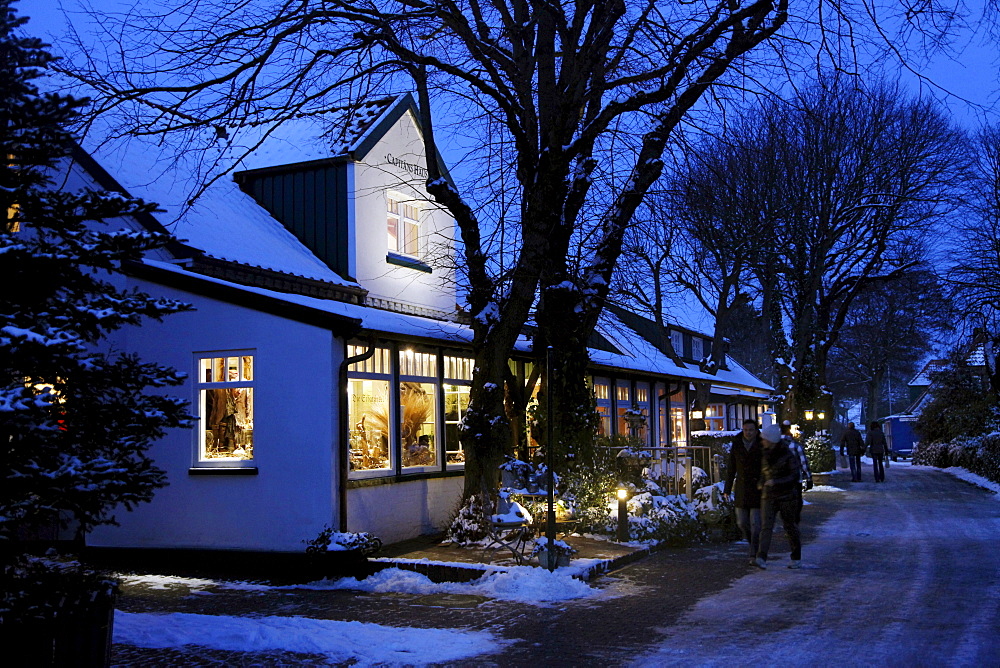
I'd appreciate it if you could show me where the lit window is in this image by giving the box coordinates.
[7,202,20,233]
[593,379,610,400]
[348,344,393,473]
[400,381,436,467]
[348,378,391,472]
[198,354,254,462]
[705,403,725,431]
[444,355,474,465]
[387,195,421,257]
[592,377,612,436]
[400,348,438,469]
[399,348,437,377]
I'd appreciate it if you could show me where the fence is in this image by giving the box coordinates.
[606,445,724,500]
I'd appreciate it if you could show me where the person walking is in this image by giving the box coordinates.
[724,419,763,566]
[866,420,889,483]
[840,422,865,482]
[755,424,803,570]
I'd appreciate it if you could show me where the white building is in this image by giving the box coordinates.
[64,94,772,552]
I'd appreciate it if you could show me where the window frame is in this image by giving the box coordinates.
[193,351,256,470]
[386,192,422,259]
[347,344,395,479]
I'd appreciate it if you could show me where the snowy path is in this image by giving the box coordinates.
[633,465,1000,667]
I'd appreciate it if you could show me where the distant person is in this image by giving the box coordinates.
[866,421,889,483]
[781,420,814,492]
[840,422,865,482]
[756,424,803,570]
[724,419,763,566]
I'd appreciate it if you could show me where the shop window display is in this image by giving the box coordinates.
[198,355,254,461]
[400,381,436,467]
[443,355,472,465]
[348,379,391,471]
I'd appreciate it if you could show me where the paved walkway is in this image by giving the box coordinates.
[110,465,1000,666]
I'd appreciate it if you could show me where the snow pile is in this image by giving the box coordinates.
[942,467,1000,497]
[114,611,505,665]
[117,574,270,592]
[302,566,596,603]
[806,485,845,493]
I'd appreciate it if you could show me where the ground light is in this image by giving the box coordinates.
[616,487,630,542]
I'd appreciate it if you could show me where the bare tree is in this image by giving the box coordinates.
[52,0,968,506]
[949,125,1000,394]
[827,267,954,422]
[760,77,967,423]
[640,75,967,424]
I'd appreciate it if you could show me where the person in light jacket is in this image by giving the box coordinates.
[866,420,889,483]
[840,422,865,482]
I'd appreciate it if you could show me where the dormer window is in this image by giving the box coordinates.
[670,330,683,357]
[387,194,421,257]
[692,337,704,362]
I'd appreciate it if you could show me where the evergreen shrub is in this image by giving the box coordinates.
[804,435,836,473]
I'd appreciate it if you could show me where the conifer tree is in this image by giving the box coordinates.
[0,0,190,558]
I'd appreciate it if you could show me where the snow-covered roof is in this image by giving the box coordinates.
[76,119,356,286]
[592,308,773,393]
[231,96,404,172]
[908,359,946,387]
[138,260,771,392]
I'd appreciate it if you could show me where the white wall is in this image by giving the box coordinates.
[347,476,464,546]
[352,109,457,313]
[89,279,342,552]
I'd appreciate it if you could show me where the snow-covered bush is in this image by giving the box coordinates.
[614,492,707,545]
[912,441,950,468]
[914,431,1000,485]
[304,527,382,555]
[0,552,115,625]
[446,493,492,544]
[692,482,733,526]
[804,435,836,473]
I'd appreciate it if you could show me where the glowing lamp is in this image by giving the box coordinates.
[804,410,814,421]
[616,487,629,542]
[690,410,704,420]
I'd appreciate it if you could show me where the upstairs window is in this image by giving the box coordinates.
[692,337,704,362]
[670,330,684,357]
[387,195,421,257]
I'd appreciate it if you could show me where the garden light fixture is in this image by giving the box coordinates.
[616,487,629,542]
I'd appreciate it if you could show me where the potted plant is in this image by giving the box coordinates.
[304,527,382,579]
[532,536,577,569]
[1,553,118,666]
[499,456,534,491]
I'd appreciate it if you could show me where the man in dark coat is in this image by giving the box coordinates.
[866,420,889,482]
[755,424,803,569]
[724,419,763,565]
[839,421,865,482]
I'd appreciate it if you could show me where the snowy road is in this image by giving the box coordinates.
[634,465,1000,667]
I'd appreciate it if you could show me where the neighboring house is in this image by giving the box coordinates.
[881,339,990,455]
[59,94,772,552]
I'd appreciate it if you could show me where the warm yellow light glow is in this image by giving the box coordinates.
[817,411,826,421]
[690,410,704,420]
[804,410,814,421]
[616,488,629,500]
